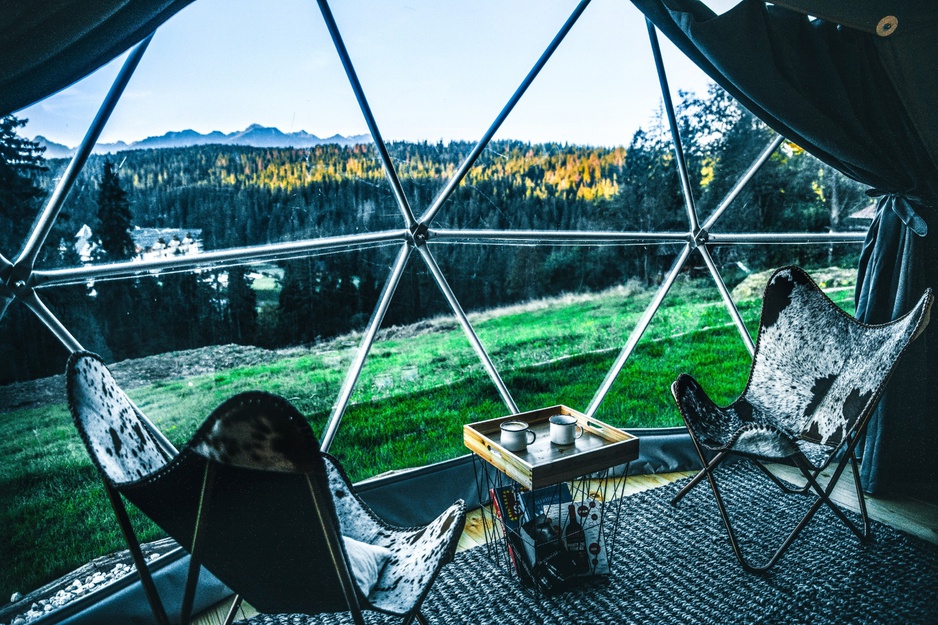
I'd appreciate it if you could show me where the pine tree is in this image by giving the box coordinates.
[0,115,46,254]
[276,258,319,345]
[96,159,135,260]
[227,265,258,343]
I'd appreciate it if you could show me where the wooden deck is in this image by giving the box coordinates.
[193,466,938,624]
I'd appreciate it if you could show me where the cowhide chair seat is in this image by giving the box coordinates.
[670,266,932,572]
[68,351,465,625]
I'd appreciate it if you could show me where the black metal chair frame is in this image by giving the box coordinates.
[68,352,463,625]
[671,433,872,574]
[101,455,373,625]
[670,266,932,573]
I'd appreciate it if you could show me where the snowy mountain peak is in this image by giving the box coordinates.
[34,126,371,158]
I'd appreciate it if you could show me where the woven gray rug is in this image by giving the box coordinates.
[240,461,938,625]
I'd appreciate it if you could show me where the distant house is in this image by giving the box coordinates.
[847,202,876,225]
[74,225,203,262]
[130,227,203,261]
[74,224,97,262]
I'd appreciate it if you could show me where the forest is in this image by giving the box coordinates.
[0,88,869,384]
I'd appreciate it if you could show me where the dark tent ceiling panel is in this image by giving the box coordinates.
[630,0,938,204]
[771,0,933,34]
[0,0,194,117]
[772,0,938,185]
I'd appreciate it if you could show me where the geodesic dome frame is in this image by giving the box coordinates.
[0,1,861,448]
[2,1,937,622]
[1,0,935,497]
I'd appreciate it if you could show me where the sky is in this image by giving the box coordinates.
[17,0,721,149]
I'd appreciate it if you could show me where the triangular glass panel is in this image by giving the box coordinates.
[431,242,641,413]
[329,245,506,481]
[589,257,752,430]
[25,0,400,279]
[672,83,780,228]
[429,1,706,234]
[0,253,399,596]
[705,140,872,241]
[326,0,583,219]
[9,54,125,268]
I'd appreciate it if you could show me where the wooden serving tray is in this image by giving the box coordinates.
[464,405,639,490]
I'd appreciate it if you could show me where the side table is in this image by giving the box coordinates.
[464,405,639,595]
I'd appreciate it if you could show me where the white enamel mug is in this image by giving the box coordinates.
[500,420,536,452]
[549,414,584,446]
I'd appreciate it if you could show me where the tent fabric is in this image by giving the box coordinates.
[55,550,229,625]
[0,0,194,117]
[630,0,938,496]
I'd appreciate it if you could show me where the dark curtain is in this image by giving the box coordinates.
[854,204,937,497]
[0,0,195,117]
[631,0,938,497]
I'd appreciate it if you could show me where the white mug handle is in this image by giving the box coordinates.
[526,430,537,444]
[574,425,584,439]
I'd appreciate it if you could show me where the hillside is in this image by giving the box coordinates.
[0,266,859,416]
[0,269,858,604]
[0,343,275,413]
[0,282,642,414]
[8,93,867,386]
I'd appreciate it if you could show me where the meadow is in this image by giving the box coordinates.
[0,270,855,602]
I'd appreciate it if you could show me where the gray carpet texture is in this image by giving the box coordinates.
[241,461,938,624]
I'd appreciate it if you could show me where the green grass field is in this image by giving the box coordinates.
[0,270,855,603]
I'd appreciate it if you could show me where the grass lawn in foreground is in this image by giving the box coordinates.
[0,273,856,602]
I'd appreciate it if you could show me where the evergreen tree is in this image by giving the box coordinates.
[95,278,146,361]
[276,258,319,345]
[92,160,139,364]
[162,272,212,350]
[227,265,258,343]
[96,159,135,260]
[605,126,684,284]
[0,115,46,254]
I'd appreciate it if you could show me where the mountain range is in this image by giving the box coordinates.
[34,124,371,158]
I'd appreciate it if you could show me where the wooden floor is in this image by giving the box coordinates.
[763,462,938,546]
[455,470,696,553]
[193,466,938,624]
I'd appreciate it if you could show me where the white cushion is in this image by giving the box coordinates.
[342,535,392,596]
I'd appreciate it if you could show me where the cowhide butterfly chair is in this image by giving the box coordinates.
[67,350,466,625]
[670,266,932,573]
